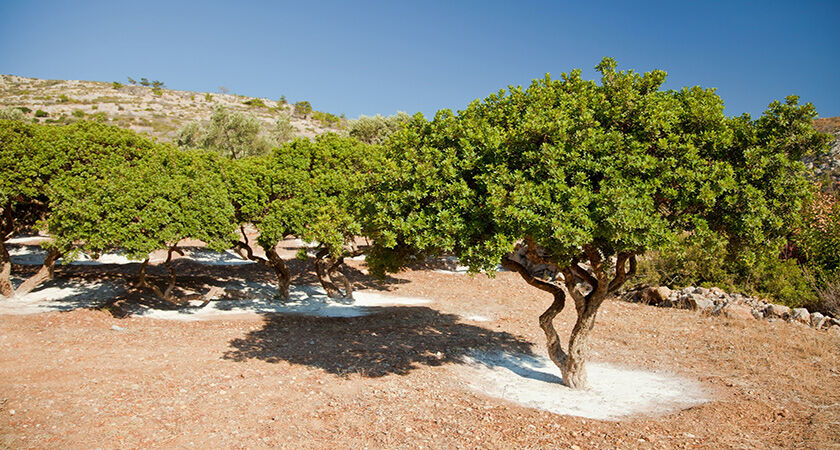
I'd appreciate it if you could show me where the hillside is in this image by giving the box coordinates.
[0,74,343,142]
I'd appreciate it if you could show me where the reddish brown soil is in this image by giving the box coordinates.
[1,259,839,448]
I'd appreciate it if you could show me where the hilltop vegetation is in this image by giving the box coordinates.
[0,74,345,142]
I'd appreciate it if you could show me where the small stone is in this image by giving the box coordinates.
[764,304,791,320]
[721,304,754,320]
[689,294,715,311]
[751,309,765,320]
[110,325,125,332]
[810,312,827,329]
[791,308,810,324]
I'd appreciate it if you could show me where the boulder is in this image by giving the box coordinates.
[651,286,672,304]
[790,308,810,324]
[689,294,715,312]
[764,304,791,320]
[721,303,754,320]
[751,308,765,320]
[810,312,827,329]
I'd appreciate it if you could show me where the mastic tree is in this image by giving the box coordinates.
[46,129,237,303]
[225,133,378,299]
[0,120,67,298]
[362,58,827,389]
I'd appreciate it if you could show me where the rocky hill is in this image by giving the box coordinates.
[0,74,343,142]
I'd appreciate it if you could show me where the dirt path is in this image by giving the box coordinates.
[1,261,839,448]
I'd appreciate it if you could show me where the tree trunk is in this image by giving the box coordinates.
[314,249,351,298]
[134,247,182,304]
[13,248,61,297]
[265,247,291,300]
[0,243,13,298]
[561,297,601,389]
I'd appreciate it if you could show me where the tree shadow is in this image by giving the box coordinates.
[223,307,537,378]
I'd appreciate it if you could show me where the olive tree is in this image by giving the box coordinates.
[363,58,825,389]
[177,105,273,159]
[225,133,378,299]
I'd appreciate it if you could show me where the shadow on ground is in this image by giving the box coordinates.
[223,307,536,377]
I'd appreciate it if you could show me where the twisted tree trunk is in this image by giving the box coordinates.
[233,226,291,300]
[505,240,636,390]
[0,243,13,298]
[314,248,352,299]
[134,246,183,304]
[13,248,62,298]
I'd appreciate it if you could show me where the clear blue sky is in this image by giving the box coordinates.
[1,0,838,119]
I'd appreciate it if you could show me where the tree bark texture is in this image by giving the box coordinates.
[134,246,182,304]
[506,240,636,390]
[0,243,13,298]
[233,227,291,300]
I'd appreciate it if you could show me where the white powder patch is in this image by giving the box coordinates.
[4,235,50,245]
[461,351,708,421]
[127,284,433,321]
[0,280,125,315]
[8,246,252,266]
[180,248,254,266]
[462,314,492,322]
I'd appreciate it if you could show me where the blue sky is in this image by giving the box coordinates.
[1,1,838,119]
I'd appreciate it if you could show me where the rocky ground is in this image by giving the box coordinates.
[2,252,839,448]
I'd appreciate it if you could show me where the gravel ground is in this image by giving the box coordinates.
[1,257,839,448]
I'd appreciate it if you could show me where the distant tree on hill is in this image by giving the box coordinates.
[176,106,272,159]
[139,78,151,87]
[348,112,410,145]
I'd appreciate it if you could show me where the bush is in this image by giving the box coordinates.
[112,81,123,89]
[71,110,85,118]
[205,93,213,102]
[243,98,267,108]
[34,109,48,118]
[293,101,312,118]
[0,107,25,121]
[16,106,32,114]
[57,94,71,103]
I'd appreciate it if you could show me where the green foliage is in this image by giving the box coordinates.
[347,112,410,144]
[151,80,165,89]
[362,58,827,284]
[57,94,71,103]
[0,107,25,121]
[293,101,312,118]
[224,133,379,257]
[151,87,163,96]
[312,110,342,128]
[71,110,85,118]
[176,106,272,159]
[243,98,267,108]
[279,95,287,105]
[34,109,48,118]
[205,93,213,102]
[112,81,123,89]
[16,106,32,115]
[139,78,151,87]
[127,77,136,85]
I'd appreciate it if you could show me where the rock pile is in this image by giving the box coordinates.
[623,285,840,333]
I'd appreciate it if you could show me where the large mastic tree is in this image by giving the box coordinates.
[362,58,829,389]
